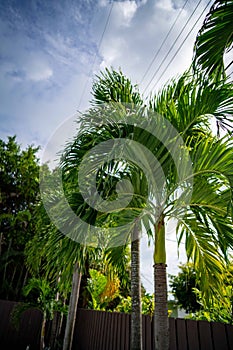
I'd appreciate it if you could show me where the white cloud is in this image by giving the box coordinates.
[98,0,109,7]
[95,0,209,96]
[100,37,127,66]
[117,1,138,26]
[156,0,174,11]
[25,60,53,82]
[0,54,53,83]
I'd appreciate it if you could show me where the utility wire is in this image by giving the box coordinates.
[141,272,153,286]
[140,0,189,85]
[166,238,185,245]
[142,0,203,96]
[150,0,213,92]
[226,60,233,73]
[77,2,114,111]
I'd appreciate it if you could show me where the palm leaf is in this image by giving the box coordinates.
[152,72,233,134]
[193,0,233,78]
[174,135,233,295]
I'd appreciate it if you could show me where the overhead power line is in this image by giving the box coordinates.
[141,272,153,286]
[77,2,114,110]
[140,0,189,85]
[150,0,213,92]
[166,238,185,245]
[142,0,204,96]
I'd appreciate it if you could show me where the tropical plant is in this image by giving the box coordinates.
[114,293,154,318]
[26,164,132,350]
[171,261,233,324]
[169,263,202,313]
[92,67,143,106]
[0,136,40,301]
[86,269,121,310]
[71,68,233,350]
[190,285,233,324]
[11,277,66,350]
[59,67,145,350]
[193,0,233,80]
[150,72,233,350]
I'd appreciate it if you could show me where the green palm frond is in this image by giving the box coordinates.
[175,135,233,295]
[191,135,233,188]
[193,0,233,78]
[91,67,143,106]
[152,72,233,135]
[177,217,226,294]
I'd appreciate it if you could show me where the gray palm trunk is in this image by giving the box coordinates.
[154,215,169,350]
[40,313,46,350]
[63,263,82,350]
[131,222,142,350]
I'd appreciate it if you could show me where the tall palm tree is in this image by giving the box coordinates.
[90,67,145,350]
[150,73,233,350]
[193,0,233,80]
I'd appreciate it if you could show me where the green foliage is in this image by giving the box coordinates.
[91,67,143,106]
[87,269,120,310]
[169,263,201,313]
[11,277,67,330]
[61,68,233,310]
[176,135,233,295]
[0,136,40,300]
[114,293,154,317]
[152,72,233,136]
[22,277,61,320]
[0,136,40,244]
[189,285,233,324]
[171,262,233,324]
[114,295,132,313]
[193,0,233,79]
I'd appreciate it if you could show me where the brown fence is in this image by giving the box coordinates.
[73,309,233,350]
[1,300,233,350]
[0,300,42,350]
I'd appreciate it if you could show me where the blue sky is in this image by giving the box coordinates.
[0,0,214,292]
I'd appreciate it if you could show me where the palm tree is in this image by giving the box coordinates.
[11,277,63,350]
[150,72,233,350]
[193,0,233,79]
[27,166,131,350]
[69,69,233,350]
[90,68,145,350]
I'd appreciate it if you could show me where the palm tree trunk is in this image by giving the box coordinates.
[0,232,3,256]
[49,272,62,348]
[49,311,59,349]
[63,263,82,350]
[3,238,12,288]
[131,222,142,350]
[40,313,46,350]
[154,215,169,350]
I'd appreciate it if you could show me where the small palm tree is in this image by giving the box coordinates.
[11,277,64,350]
